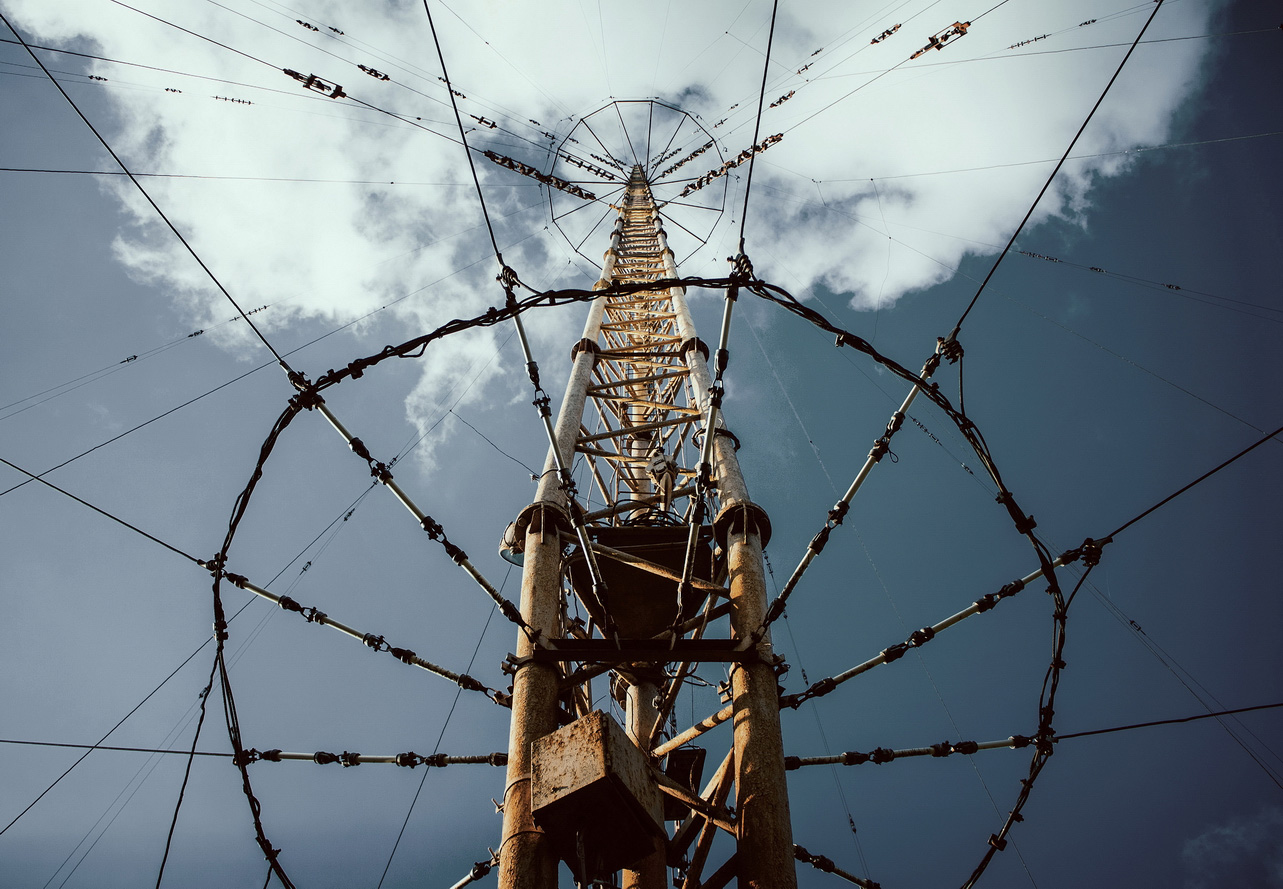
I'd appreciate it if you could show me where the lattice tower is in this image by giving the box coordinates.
[496,166,797,889]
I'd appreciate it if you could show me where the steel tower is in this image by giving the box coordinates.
[497,166,797,889]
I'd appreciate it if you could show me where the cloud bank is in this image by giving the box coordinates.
[6,0,1221,459]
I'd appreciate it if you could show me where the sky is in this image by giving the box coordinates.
[1,0,1282,887]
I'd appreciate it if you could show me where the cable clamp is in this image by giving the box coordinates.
[881,642,909,663]
[497,265,519,291]
[1079,537,1104,568]
[885,411,905,437]
[998,578,1025,598]
[809,524,833,554]
[714,347,730,378]
[289,387,322,412]
[908,626,935,647]
[497,654,523,677]
[339,751,361,767]
[713,427,741,451]
[348,437,373,463]
[938,335,964,364]
[809,677,837,700]
[457,673,487,694]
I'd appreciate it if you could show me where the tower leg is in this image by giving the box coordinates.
[727,526,797,889]
[623,677,667,889]
[497,511,563,889]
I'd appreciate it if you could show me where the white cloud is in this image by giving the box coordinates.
[5,0,1223,461]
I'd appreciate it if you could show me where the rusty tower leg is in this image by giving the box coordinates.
[726,523,796,888]
[496,509,564,889]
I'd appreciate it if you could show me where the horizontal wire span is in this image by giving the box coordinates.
[784,701,1283,767]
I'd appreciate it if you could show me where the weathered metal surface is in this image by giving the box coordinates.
[662,746,707,822]
[623,680,666,889]
[565,525,715,638]
[530,710,664,880]
[529,639,756,664]
[496,511,564,889]
[727,528,797,888]
[503,165,797,889]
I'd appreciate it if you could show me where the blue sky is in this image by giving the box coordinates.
[2,1,1281,887]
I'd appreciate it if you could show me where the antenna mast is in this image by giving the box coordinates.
[497,167,796,889]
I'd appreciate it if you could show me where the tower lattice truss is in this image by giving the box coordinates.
[498,167,797,889]
[580,171,703,523]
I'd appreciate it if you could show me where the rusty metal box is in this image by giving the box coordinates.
[531,710,664,876]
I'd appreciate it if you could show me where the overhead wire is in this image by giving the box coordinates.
[744,171,1282,446]
[2,10,290,369]
[1050,556,1283,788]
[850,526,1042,888]
[0,632,217,838]
[745,265,1038,884]
[374,589,503,888]
[1103,420,1283,541]
[0,738,232,758]
[152,656,218,889]
[1056,701,1283,742]
[949,0,1170,336]
[241,0,577,153]
[0,165,541,187]
[82,0,572,180]
[821,130,1283,183]
[0,455,204,565]
[420,0,502,264]
[7,1,1272,882]
[0,309,271,422]
[3,472,381,847]
[0,200,549,503]
[768,555,872,882]
[447,410,540,479]
[736,0,781,251]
